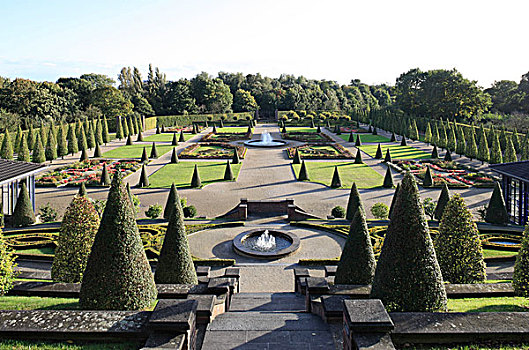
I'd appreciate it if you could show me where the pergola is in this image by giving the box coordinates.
[0,159,47,215]
[490,161,529,226]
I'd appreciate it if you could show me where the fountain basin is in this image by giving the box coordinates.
[244,139,287,147]
[232,229,300,259]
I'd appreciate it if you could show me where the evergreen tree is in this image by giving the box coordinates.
[164,183,178,220]
[444,150,452,161]
[431,122,439,146]
[297,160,308,181]
[512,129,521,153]
[409,120,419,141]
[170,148,178,163]
[116,117,124,140]
[179,130,185,142]
[490,134,503,164]
[435,194,485,283]
[477,127,490,164]
[100,163,111,185]
[487,125,495,148]
[45,127,57,162]
[17,134,30,162]
[137,164,149,187]
[345,183,361,220]
[370,172,447,312]
[67,124,78,155]
[456,126,466,156]
[80,172,157,310]
[434,183,450,220]
[78,124,88,151]
[383,166,394,188]
[521,137,529,161]
[87,123,96,149]
[136,131,143,142]
[126,134,133,146]
[141,147,149,162]
[513,224,529,296]
[292,149,301,164]
[122,117,130,137]
[348,132,354,142]
[400,135,407,146]
[79,148,89,162]
[224,160,234,180]
[375,144,383,159]
[127,117,134,136]
[93,143,102,158]
[57,124,67,158]
[0,130,13,160]
[190,164,201,187]
[27,126,35,150]
[212,124,217,133]
[439,122,448,149]
[78,182,87,196]
[232,149,240,164]
[156,125,161,134]
[330,166,342,188]
[13,182,35,227]
[423,166,433,187]
[390,132,396,142]
[466,128,478,160]
[388,183,400,220]
[150,142,158,158]
[431,145,439,158]
[95,118,103,146]
[335,206,376,285]
[51,196,100,283]
[102,118,110,144]
[171,133,178,146]
[484,182,509,225]
[504,137,517,163]
[354,149,363,164]
[424,122,432,144]
[384,148,392,162]
[13,126,22,154]
[499,128,507,152]
[447,125,457,152]
[32,134,46,163]
[355,134,361,146]
[40,126,48,149]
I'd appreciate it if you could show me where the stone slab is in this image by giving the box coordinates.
[149,299,197,332]
[325,265,337,277]
[306,277,329,293]
[343,299,394,333]
[143,332,185,349]
[196,266,211,277]
[353,333,396,350]
[229,293,305,312]
[207,312,330,331]
[8,281,80,298]
[445,283,514,298]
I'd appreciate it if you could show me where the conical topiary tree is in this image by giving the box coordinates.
[13,127,22,154]
[13,182,35,227]
[0,130,13,160]
[78,182,87,196]
[330,166,342,188]
[434,194,485,284]
[116,117,124,140]
[444,149,452,162]
[347,132,354,142]
[423,166,433,187]
[80,171,157,310]
[136,131,143,142]
[93,143,102,158]
[100,163,111,186]
[504,137,517,163]
[171,148,178,163]
[370,172,447,312]
[375,144,383,159]
[45,127,57,162]
[17,134,30,162]
[79,148,89,162]
[164,183,177,220]
[190,164,201,188]
[383,166,394,188]
[126,134,133,146]
[224,160,234,180]
[388,183,400,220]
[390,132,396,142]
[478,127,490,164]
[354,149,363,164]
[513,224,529,296]
[424,122,432,144]
[232,149,240,164]
[431,145,439,159]
[297,160,308,181]
[51,196,100,283]
[384,148,392,163]
[484,182,509,225]
[87,123,96,149]
[212,124,217,133]
[335,205,376,285]
[137,164,149,187]
[355,134,362,147]
[434,183,450,221]
[466,128,478,160]
[102,118,110,144]
[57,123,67,159]
[179,130,185,142]
[490,134,503,164]
[95,118,103,146]
[345,183,361,221]
[400,135,407,146]
[27,126,35,150]
[32,134,46,163]
[171,133,178,146]
[155,190,198,284]
[141,147,148,163]
[123,117,129,137]
[292,149,301,164]
[150,142,158,158]
[67,125,78,155]
[78,125,87,151]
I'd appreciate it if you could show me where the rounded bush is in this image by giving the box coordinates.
[331,206,346,218]
[183,205,197,218]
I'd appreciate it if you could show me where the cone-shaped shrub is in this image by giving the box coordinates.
[317,125,321,133]
[220,119,224,128]
[164,183,177,220]
[467,129,478,160]
[78,182,87,196]
[123,118,130,137]
[190,164,201,188]
[355,134,361,147]
[348,132,354,142]
[79,148,89,162]
[32,134,46,163]
[298,160,308,181]
[370,172,447,312]
[45,127,57,162]
[513,224,529,296]
[247,125,252,134]
[224,160,234,180]
[383,166,394,188]
[137,164,149,187]
[51,196,100,283]
[330,166,342,188]
[444,149,452,161]
[95,118,103,146]
[431,145,439,159]
[13,182,35,227]
[232,149,240,164]
[384,148,392,163]
[171,133,178,146]
[477,127,490,164]
[368,125,372,133]
[484,182,509,225]
[171,148,178,163]
[100,164,111,186]
[345,182,361,221]
[115,117,124,140]
[490,134,503,164]
[333,125,338,133]
[212,124,217,133]
[102,118,110,144]
[375,144,383,159]
[335,206,376,285]
[13,127,22,154]
[422,166,433,187]
[93,143,102,158]
[57,124,68,158]
[126,134,133,146]
[80,172,157,310]
[433,183,450,220]
[0,130,13,160]
[141,147,148,163]
[192,124,197,134]
[435,194,485,284]
[400,136,407,146]
[390,132,396,142]
[155,191,198,284]
[27,126,35,150]
[67,125,78,155]
[372,127,378,135]
[354,149,363,164]
[292,149,301,164]
[78,125,87,151]
[424,122,432,144]
[388,183,400,220]
[17,135,30,162]
[87,123,96,149]
[136,131,143,142]
[179,130,185,142]
[504,137,517,163]
[160,124,165,133]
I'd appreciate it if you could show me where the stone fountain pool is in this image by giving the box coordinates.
[232,229,300,259]
[244,131,287,148]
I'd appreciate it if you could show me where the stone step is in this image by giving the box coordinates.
[229,292,305,312]
[207,312,330,331]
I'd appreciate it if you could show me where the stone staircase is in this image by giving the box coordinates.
[201,292,338,349]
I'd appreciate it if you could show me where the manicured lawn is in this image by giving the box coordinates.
[447,297,529,312]
[284,127,318,133]
[0,296,80,310]
[483,248,516,259]
[17,247,55,255]
[148,162,242,188]
[291,162,383,189]
[0,340,141,350]
[102,143,174,159]
[338,134,390,143]
[143,133,194,142]
[217,126,252,133]
[360,144,431,160]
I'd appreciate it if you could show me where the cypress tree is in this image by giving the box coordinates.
[93,143,102,158]
[484,182,509,225]
[126,134,133,146]
[51,196,100,283]
[374,144,383,159]
[297,160,308,181]
[431,122,440,146]
[0,130,13,160]
[423,166,433,187]
[447,125,457,152]
[424,122,432,144]
[164,183,177,220]
[335,206,376,285]
[80,171,157,310]
[466,128,478,160]
[141,147,149,162]
[504,137,517,163]
[212,124,217,133]
[179,130,185,142]
[410,120,419,141]
[354,149,363,164]
[487,125,495,148]
[27,126,35,150]
[434,183,450,220]
[137,164,149,187]
[13,126,22,154]
[40,125,48,148]
[191,124,197,134]
[170,148,178,163]
[512,129,521,153]
[247,125,252,134]
[370,172,447,312]
[136,131,143,142]
[355,134,361,146]
[79,148,89,162]
[348,132,354,142]
[372,126,378,135]
[116,117,124,140]
[282,125,287,134]
[150,142,158,158]
[95,118,103,146]
[292,149,301,164]
[431,144,439,159]
[75,120,82,139]
[45,127,57,162]
[102,118,110,144]
[78,124,88,151]
[388,183,400,220]
[224,160,234,180]
[67,124,78,155]
[384,148,392,163]
[390,132,396,142]
[444,150,452,161]
[17,134,30,162]
[513,224,529,296]
[368,125,372,133]
[171,133,178,146]
[499,128,507,152]
[345,183,361,220]
[32,134,46,163]
[13,182,36,227]
[317,125,321,133]
[87,123,96,149]
[490,134,503,164]
[127,117,135,136]
[383,166,394,188]
[100,163,111,186]
[456,125,466,156]
[155,190,198,284]
[521,137,529,161]
[161,124,165,133]
[122,117,129,137]
[477,127,490,164]
[133,117,140,135]
[435,194,486,283]
[330,166,342,188]
[232,149,240,164]
[57,123,67,158]
[190,164,201,188]
[439,122,448,149]
[400,135,407,146]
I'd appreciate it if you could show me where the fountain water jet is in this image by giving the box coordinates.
[244,131,287,148]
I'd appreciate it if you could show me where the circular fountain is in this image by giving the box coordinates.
[244,131,287,148]
[232,229,300,258]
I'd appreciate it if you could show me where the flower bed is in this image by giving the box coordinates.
[36,159,142,187]
[392,160,495,188]
[282,132,334,143]
[286,143,354,159]
[179,142,246,159]
[337,126,369,133]
[200,131,252,142]
[166,125,203,133]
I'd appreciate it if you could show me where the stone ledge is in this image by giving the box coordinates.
[344,299,394,333]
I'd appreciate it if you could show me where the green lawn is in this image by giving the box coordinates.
[447,297,529,312]
[284,126,318,133]
[291,162,383,188]
[0,296,80,310]
[148,162,242,188]
[143,133,194,142]
[217,126,252,133]
[483,248,516,259]
[102,143,174,159]
[339,134,390,143]
[16,247,55,255]
[360,144,431,160]
[0,340,141,350]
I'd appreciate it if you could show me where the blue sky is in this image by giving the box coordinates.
[1,0,528,87]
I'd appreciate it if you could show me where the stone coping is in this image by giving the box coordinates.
[232,229,300,259]
[343,299,394,333]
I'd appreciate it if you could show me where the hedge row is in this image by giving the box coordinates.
[156,112,253,128]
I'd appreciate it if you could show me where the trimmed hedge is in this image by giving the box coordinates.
[13,183,35,227]
[345,183,361,221]
[156,112,253,128]
[513,224,529,296]
[485,182,509,225]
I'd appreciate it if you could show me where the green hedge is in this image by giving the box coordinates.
[156,112,253,128]
[144,117,157,131]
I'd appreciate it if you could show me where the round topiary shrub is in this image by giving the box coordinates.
[370,203,389,219]
[331,206,346,218]
[51,196,100,283]
[183,205,197,218]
